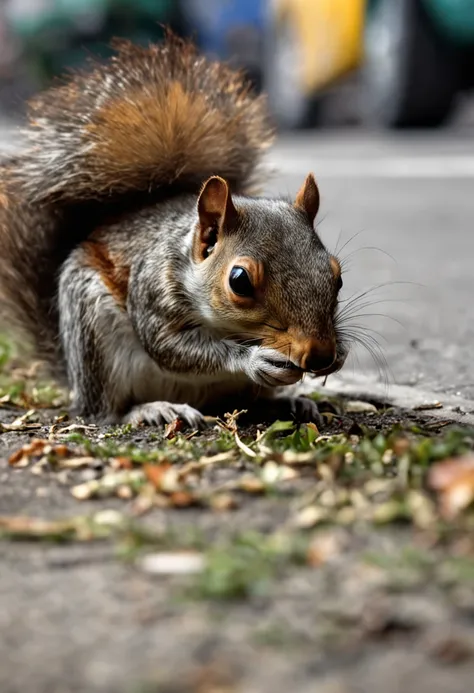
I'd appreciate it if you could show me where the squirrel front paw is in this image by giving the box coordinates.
[124,401,206,429]
[245,347,304,387]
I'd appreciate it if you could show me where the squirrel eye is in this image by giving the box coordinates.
[229,266,254,297]
[336,276,343,292]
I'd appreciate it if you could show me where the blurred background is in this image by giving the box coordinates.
[1,0,474,129]
[1,0,474,397]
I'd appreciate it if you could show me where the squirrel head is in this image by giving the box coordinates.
[192,174,347,379]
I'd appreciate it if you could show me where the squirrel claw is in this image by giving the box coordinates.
[286,396,323,426]
[123,401,207,430]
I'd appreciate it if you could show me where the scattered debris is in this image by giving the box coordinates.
[414,401,443,411]
[1,409,42,433]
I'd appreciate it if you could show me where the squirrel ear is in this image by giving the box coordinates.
[295,173,320,225]
[196,176,237,260]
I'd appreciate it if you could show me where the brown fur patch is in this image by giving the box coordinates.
[295,173,320,224]
[89,81,245,197]
[330,256,341,278]
[261,328,335,371]
[82,240,130,307]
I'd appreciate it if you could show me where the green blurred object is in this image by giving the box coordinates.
[7,0,179,89]
[427,0,474,43]
[368,0,474,43]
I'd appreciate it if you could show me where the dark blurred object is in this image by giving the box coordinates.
[363,0,474,128]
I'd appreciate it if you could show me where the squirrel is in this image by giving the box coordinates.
[0,33,348,428]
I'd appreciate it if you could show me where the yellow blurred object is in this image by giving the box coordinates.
[272,0,366,93]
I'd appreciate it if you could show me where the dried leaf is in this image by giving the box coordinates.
[0,515,76,540]
[239,476,265,493]
[209,493,237,511]
[57,456,96,470]
[8,439,71,467]
[414,401,443,411]
[170,491,198,507]
[280,450,314,466]
[294,505,329,529]
[144,463,172,489]
[177,451,234,481]
[138,551,205,575]
[234,430,257,458]
[372,500,406,524]
[428,456,474,490]
[261,461,298,485]
[307,531,345,567]
[117,485,134,500]
[111,456,133,470]
[344,401,378,414]
[1,418,42,433]
[406,490,436,529]
[428,456,474,519]
[71,480,100,500]
[164,418,184,439]
[71,470,144,500]
[93,510,125,527]
[53,423,97,436]
[215,409,247,434]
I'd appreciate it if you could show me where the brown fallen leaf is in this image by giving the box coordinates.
[307,421,320,436]
[144,463,179,492]
[209,493,238,512]
[110,456,134,470]
[307,530,345,567]
[414,401,443,411]
[0,515,77,540]
[428,456,474,519]
[170,491,199,507]
[9,439,71,467]
[164,418,184,439]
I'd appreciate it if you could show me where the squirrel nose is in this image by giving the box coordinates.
[300,340,336,372]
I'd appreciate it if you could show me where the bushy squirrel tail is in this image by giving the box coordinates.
[18,32,273,203]
[0,32,273,369]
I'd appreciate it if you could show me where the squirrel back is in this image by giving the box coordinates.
[0,33,273,370]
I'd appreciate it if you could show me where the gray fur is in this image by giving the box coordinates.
[59,193,347,423]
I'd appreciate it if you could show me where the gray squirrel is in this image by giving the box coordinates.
[0,34,347,427]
